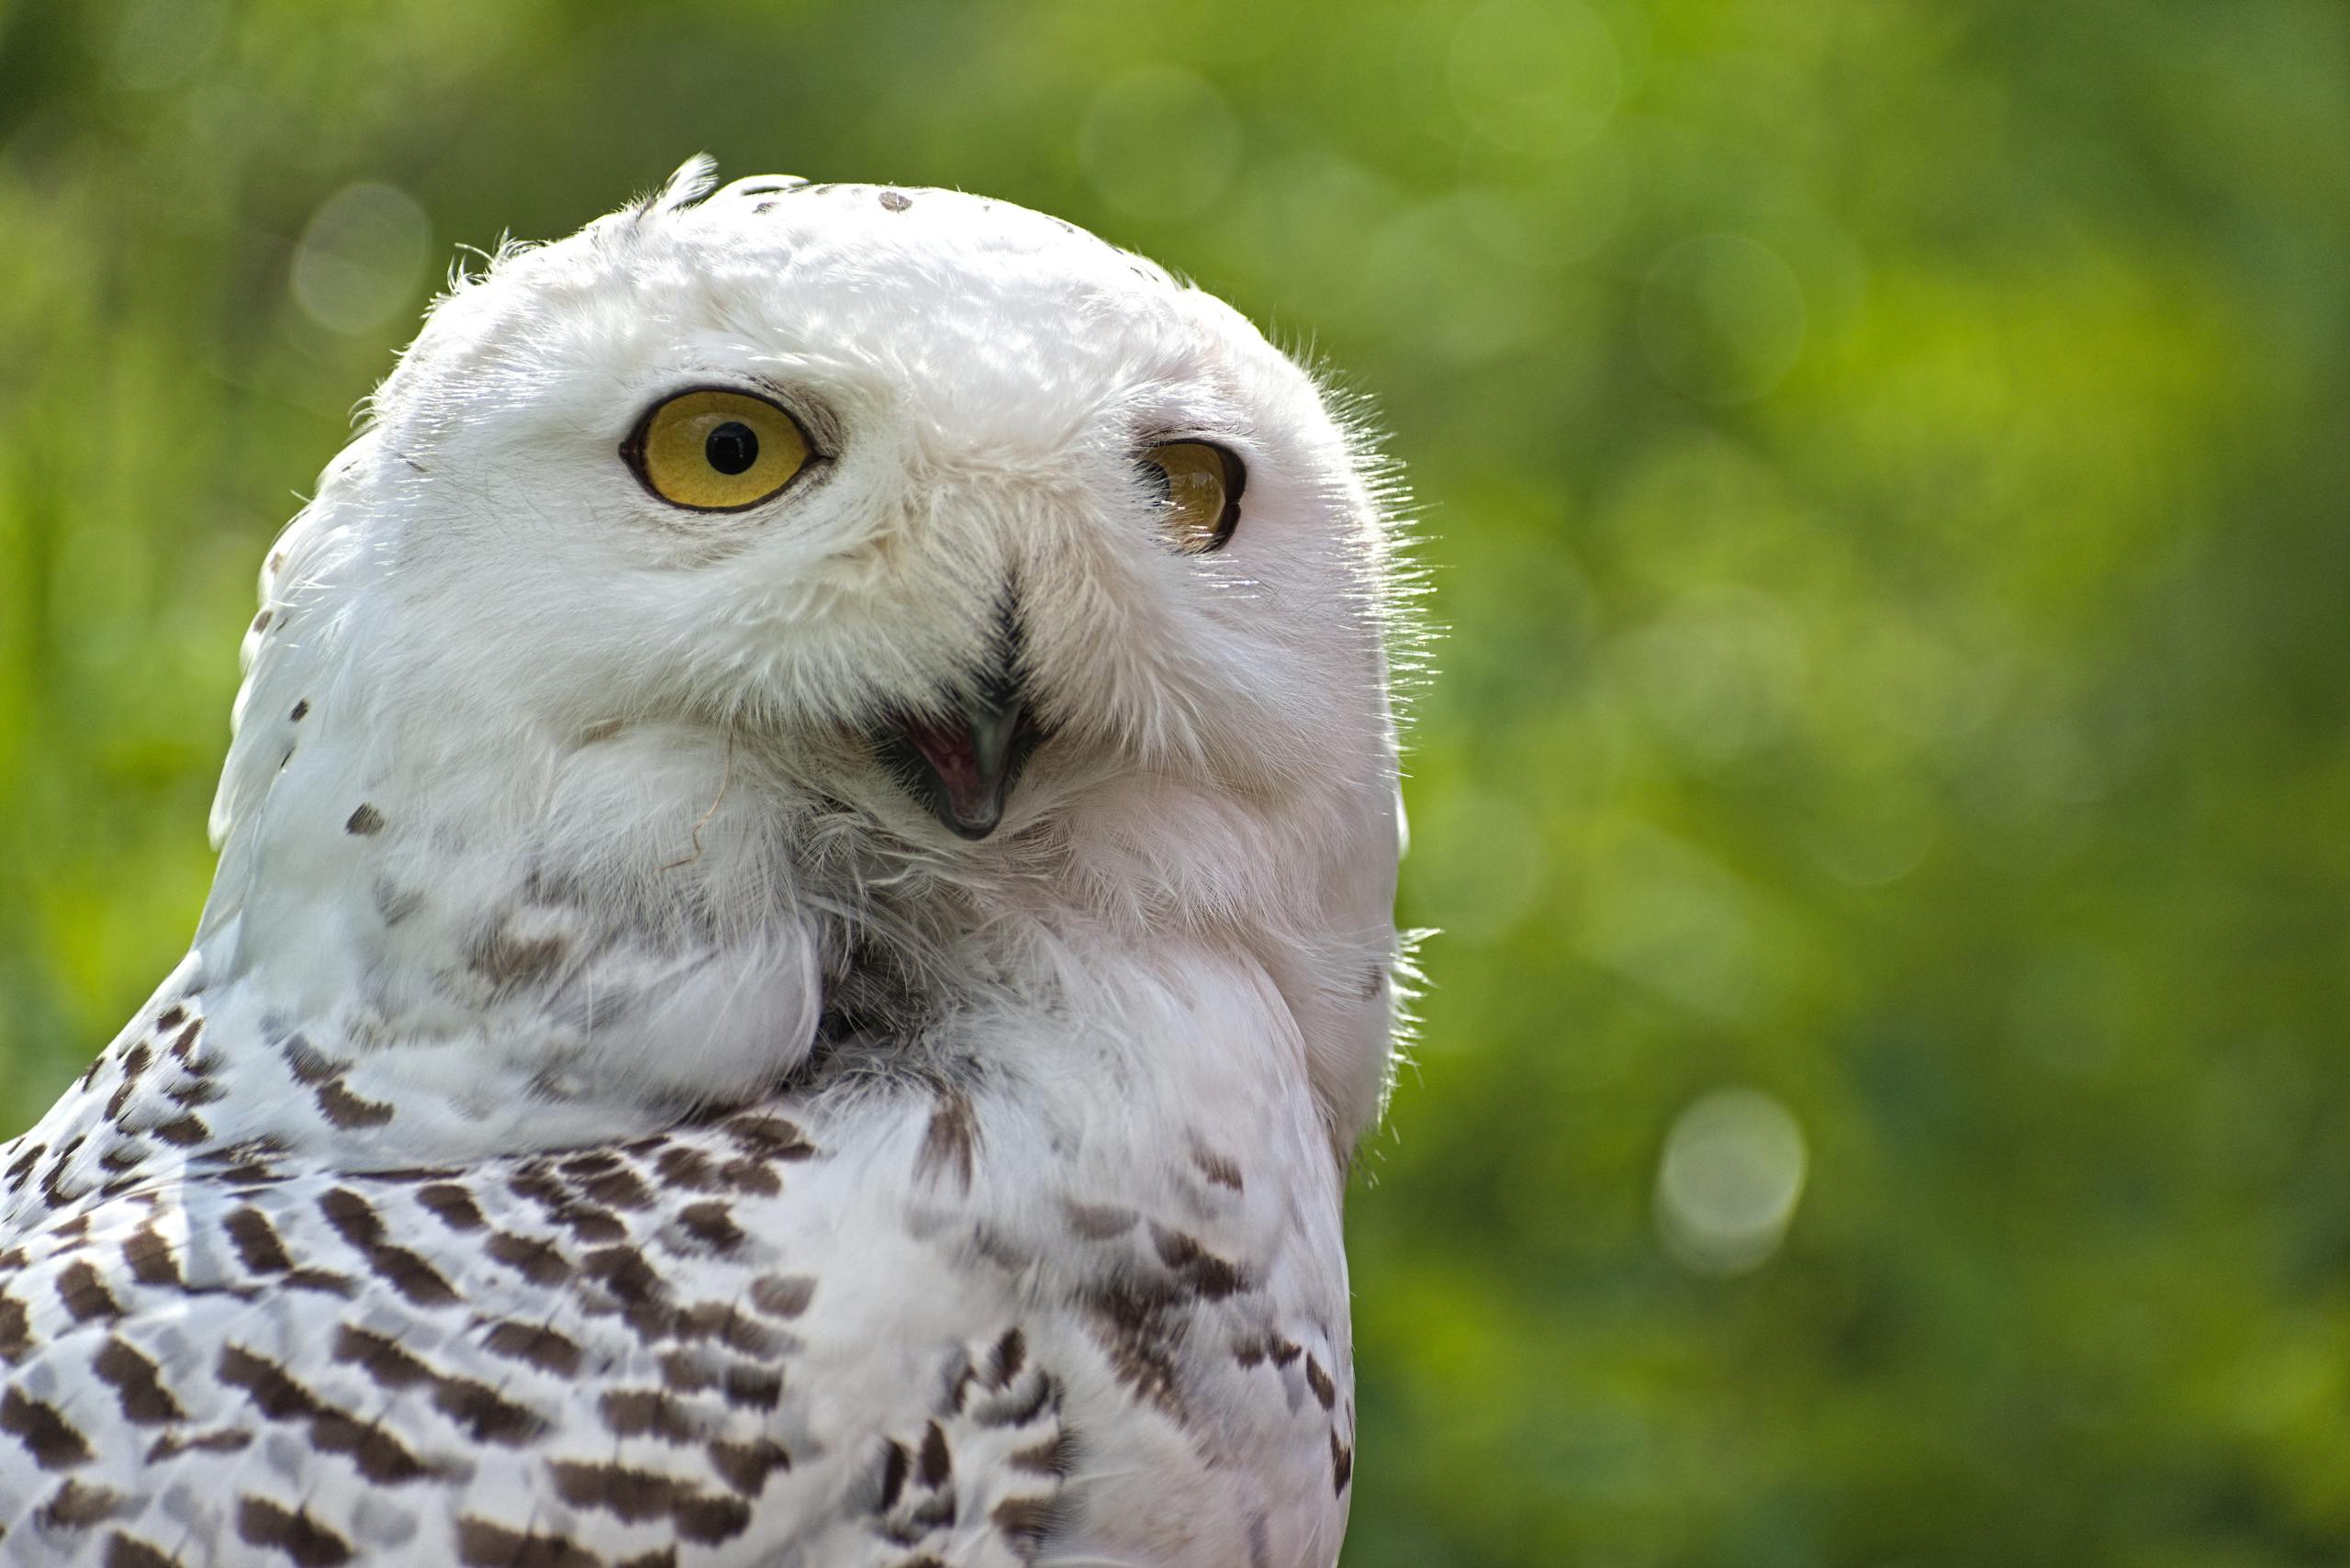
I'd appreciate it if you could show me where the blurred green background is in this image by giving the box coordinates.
[3,0,2346,1562]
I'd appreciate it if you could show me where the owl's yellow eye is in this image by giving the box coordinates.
[622,388,812,511]
[1139,441,1244,554]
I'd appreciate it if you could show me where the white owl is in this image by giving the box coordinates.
[0,160,1414,1568]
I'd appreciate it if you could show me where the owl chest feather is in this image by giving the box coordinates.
[0,944,1354,1567]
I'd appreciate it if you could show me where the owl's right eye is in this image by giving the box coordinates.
[622,388,812,511]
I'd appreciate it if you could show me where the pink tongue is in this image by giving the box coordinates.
[901,713,995,823]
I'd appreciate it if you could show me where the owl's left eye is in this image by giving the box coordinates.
[1139,441,1245,554]
[622,388,812,511]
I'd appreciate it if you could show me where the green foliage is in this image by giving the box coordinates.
[3,0,2345,1561]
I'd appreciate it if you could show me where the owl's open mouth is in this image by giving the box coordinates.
[873,690,1046,841]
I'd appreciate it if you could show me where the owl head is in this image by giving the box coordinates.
[209,161,1416,1150]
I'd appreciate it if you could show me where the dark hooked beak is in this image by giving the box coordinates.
[873,649,1046,841]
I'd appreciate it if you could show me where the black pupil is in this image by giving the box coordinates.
[705,421,759,476]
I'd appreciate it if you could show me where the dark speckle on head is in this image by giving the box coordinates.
[345,804,386,836]
[250,610,272,633]
[289,700,309,722]
[878,189,912,212]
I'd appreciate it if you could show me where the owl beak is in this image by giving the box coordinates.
[874,664,1045,841]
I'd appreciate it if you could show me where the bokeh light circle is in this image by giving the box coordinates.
[291,183,431,338]
[1655,1087,1808,1274]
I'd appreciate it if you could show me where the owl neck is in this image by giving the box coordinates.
[818,768,1404,1159]
[111,690,818,1167]
[111,652,1393,1170]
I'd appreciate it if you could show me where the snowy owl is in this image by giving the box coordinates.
[0,160,1414,1567]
